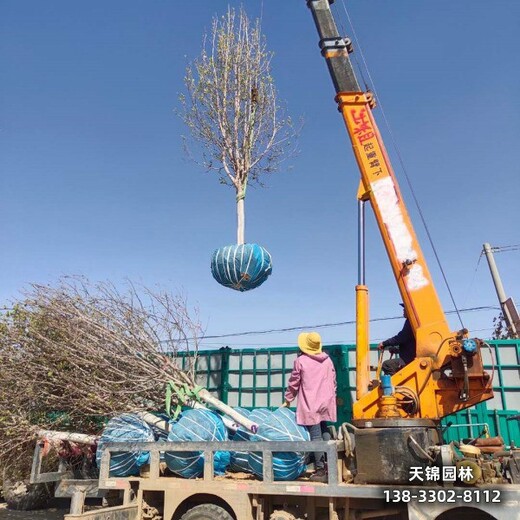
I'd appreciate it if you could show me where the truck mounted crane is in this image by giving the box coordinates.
[307,0,495,484]
[308,0,493,419]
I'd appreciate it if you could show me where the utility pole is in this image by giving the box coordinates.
[483,243,519,338]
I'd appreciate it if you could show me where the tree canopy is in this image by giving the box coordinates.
[179,6,297,244]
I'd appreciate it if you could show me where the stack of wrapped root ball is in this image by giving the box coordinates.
[96,407,309,481]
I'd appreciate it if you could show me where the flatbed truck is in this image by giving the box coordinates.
[30,432,520,520]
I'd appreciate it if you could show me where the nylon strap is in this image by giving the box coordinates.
[165,382,205,419]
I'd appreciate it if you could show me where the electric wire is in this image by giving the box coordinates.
[338,0,465,329]
[196,325,498,347]
[161,305,499,344]
[196,305,497,340]
[464,244,518,308]
[487,244,520,253]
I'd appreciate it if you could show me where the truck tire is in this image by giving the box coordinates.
[2,478,53,511]
[180,503,234,520]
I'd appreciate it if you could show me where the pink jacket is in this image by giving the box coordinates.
[284,352,337,426]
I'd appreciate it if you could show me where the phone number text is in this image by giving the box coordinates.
[383,489,501,503]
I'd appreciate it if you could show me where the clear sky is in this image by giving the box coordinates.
[1,1,519,350]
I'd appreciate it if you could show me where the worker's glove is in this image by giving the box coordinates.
[389,346,400,355]
[377,343,385,351]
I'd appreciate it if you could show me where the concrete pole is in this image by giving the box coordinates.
[483,243,518,336]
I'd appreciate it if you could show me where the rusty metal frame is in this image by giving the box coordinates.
[29,437,520,520]
[100,439,343,489]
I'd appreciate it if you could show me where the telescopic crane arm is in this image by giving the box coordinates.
[306,0,492,420]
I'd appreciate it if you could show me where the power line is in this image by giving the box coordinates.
[183,305,500,342]
[197,325,499,348]
[489,244,520,253]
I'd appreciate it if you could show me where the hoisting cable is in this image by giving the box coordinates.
[338,0,465,329]
[334,9,370,91]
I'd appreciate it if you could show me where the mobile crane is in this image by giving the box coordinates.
[307,0,495,484]
[27,2,520,519]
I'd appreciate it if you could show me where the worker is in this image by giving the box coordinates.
[282,331,337,482]
[377,303,416,375]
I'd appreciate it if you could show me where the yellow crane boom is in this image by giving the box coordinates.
[306,0,492,420]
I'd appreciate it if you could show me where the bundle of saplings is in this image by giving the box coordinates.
[0,278,254,506]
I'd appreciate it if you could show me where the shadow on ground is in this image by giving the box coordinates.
[0,498,70,519]
[0,505,65,519]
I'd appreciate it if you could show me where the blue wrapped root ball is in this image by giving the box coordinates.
[96,413,155,477]
[165,409,230,478]
[229,408,272,473]
[211,243,272,292]
[248,408,309,481]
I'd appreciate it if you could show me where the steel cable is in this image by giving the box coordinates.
[337,0,465,328]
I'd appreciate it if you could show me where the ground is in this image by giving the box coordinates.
[0,502,66,520]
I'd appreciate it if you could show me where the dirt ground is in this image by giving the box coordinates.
[0,503,67,520]
[0,497,105,520]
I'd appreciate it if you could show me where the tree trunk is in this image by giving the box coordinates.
[37,430,98,445]
[197,389,258,433]
[135,413,169,433]
[236,195,245,245]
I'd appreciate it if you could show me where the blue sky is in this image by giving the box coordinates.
[1,0,519,350]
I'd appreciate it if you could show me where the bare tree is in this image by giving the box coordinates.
[0,277,255,480]
[492,313,516,340]
[179,6,297,245]
[0,278,202,476]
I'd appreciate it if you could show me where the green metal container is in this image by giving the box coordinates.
[181,340,519,446]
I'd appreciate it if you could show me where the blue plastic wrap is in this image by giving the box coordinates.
[165,409,230,479]
[248,408,310,481]
[229,408,271,473]
[211,243,272,291]
[96,414,155,477]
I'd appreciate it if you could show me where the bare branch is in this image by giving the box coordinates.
[0,277,202,477]
[178,7,299,243]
